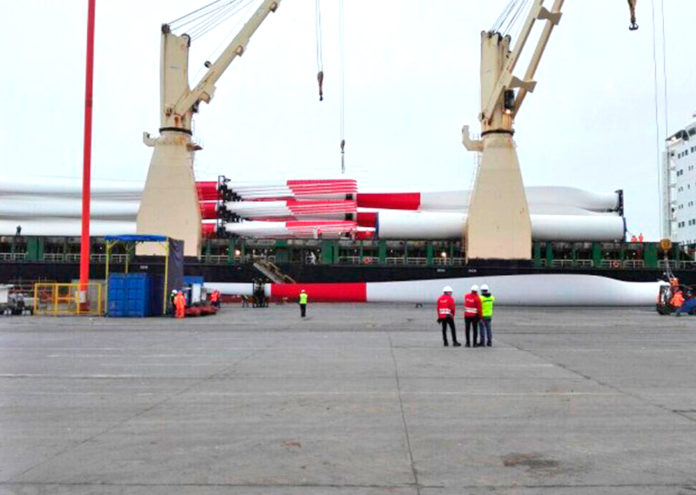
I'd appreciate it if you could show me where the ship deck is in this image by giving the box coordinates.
[2,304,695,493]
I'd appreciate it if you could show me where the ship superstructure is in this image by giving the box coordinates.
[664,117,696,245]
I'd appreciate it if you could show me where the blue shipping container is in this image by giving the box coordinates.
[107,273,153,317]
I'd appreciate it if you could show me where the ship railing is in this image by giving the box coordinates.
[0,252,26,261]
[546,259,595,268]
[574,259,595,268]
[385,257,404,265]
[622,260,645,269]
[659,260,682,270]
[201,255,228,264]
[550,259,575,268]
[433,257,465,266]
[405,257,428,266]
[43,253,65,262]
[338,256,361,264]
[659,259,696,270]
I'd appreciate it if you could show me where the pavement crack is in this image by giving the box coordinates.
[502,339,696,425]
[387,332,421,495]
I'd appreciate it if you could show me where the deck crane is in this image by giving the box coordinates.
[461,0,638,261]
[137,1,281,256]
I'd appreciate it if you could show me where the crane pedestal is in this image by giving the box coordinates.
[465,132,531,260]
[136,131,201,256]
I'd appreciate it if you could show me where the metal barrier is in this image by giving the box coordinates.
[658,260,680,270]
[33,283,105,316]
[43,253,65,262]
[202,255,228,264]
[0,253,26,261]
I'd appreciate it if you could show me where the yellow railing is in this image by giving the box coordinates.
[33,283,105,316]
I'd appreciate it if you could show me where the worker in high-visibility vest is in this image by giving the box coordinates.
[298,289,308,317]
[169,289,178,317]
[478,284,495,347]
[174,290,186,319]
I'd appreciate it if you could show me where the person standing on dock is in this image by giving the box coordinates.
[478,284,495,347]
[174,290,186,319]
[464,285,482,347]
[298,289,309,317]
[436,286,461,347]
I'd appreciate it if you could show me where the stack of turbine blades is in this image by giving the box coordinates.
[225,200,357,221]
[226,179,358,200]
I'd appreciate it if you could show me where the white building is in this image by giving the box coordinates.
[664,118,696,245]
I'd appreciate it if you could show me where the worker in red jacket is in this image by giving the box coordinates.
[436,286,461,347]
[463,285,482,347]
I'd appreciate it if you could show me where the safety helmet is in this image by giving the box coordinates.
[471,284,479,292]
[171,290,177,294]
[442,286,453,293]
[480,284,489,292]
[300,289,306,293]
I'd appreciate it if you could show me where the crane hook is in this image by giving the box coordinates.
[627,0,638,31]
[317,71,324,101]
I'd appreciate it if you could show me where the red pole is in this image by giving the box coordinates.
[79,0,96,296]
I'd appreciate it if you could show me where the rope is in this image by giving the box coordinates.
[491,0,517,33]
[660,0,669,138]
[315,0,323,73]
[189,0,256,40]
[315,0,325,101]
[167,0,260,41]
[169,1,231,31]
[339,0,345,174]
[168,0,225,27]
[651,0,664,236]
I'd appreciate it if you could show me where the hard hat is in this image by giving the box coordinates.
[481,284,489,292]
[471,284,479,292]
[442,286,453,293]
[300,289,306,293]
[171,290,177,294]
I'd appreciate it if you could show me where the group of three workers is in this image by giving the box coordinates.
[436,284,494,347]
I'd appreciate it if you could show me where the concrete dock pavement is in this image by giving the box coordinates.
[1,305,696,493]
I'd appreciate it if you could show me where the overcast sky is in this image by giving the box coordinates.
[1,0,694,240]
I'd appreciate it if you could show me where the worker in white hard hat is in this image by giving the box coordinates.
[463,285,482,347]
[298,289,309,317]
[436,286,460,347]
[478,284,495,347]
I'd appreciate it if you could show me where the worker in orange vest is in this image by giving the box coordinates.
[174,290,186,319]
[638,233,644,243]
[210,289,220,308]
[672,289,685,316]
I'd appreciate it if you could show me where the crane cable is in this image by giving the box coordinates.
[339,0,345,174]
[651,0,669,236]
[315,0,324,101]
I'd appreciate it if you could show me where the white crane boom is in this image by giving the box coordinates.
[174,0,280,116]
